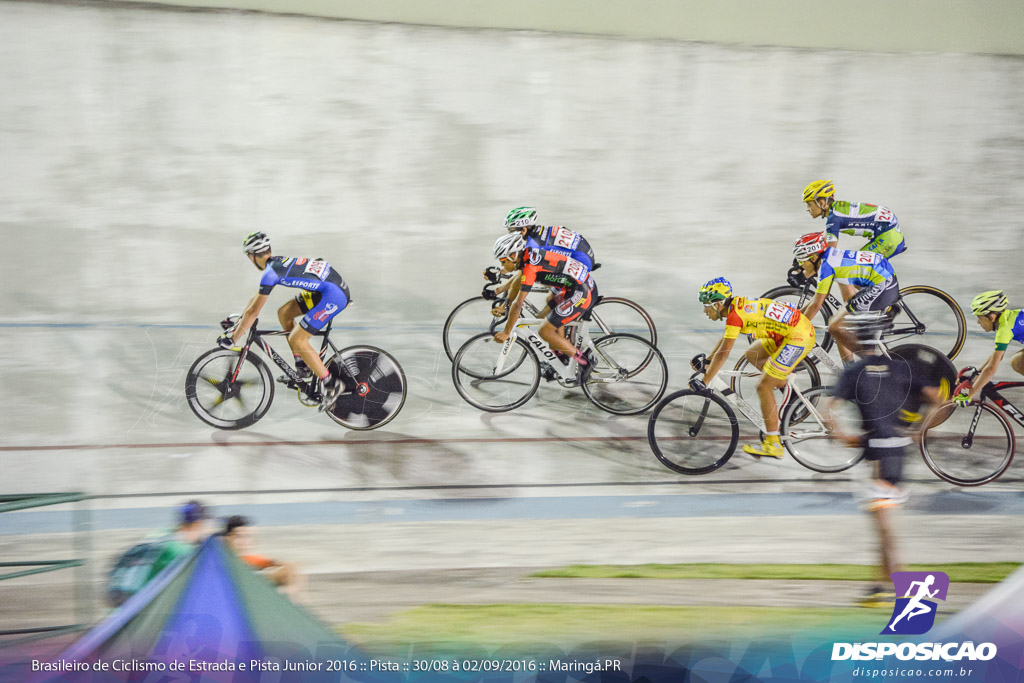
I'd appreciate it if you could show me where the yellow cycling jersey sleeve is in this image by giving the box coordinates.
[723,297,812,341]
[994,309,1024,351]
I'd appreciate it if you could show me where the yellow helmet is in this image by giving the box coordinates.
[971,290,1008,316]
[802,179,835,202]
[698,277,733,304]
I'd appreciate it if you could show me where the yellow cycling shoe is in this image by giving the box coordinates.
[743,436,784,459]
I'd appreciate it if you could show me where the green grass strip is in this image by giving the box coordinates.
[342,604,888,656]
[530,562,1020,583]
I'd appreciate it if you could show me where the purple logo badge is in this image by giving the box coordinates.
[882,571,949,635]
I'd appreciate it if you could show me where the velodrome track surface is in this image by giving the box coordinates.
[1,0,1023,641]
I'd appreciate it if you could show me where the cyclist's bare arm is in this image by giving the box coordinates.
[231,293,269,342]
[803,291,829,320]
[495,271,520,295]
[837,283,857,303]
[495,288,528,341]
[969,349,1005,401]
[701,336,736,385]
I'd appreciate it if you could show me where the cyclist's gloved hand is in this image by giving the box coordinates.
[688,377,709,395]
[481,284,498,300]
[952,392,972,408]
[216,333,235,350]
[690,354,707,372]
[483,266,501,283]
[786,265,807,287]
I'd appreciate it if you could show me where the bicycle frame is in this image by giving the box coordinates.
[493,294,616,337]
[790,278,930,339]
[707,369,824,436]
[497,317,591,382]
[982,381,1024,427]
[232,320,338,392]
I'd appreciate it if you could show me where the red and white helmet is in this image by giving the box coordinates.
[793,232,828,261]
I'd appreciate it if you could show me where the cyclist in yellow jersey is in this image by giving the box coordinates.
[954,291,1024,405]
[691,277,816,458]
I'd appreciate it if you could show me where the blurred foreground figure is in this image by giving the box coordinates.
[223,515,303,599]
[826,314,942,607]
[106,500,212,606]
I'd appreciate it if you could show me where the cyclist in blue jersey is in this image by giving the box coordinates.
[793,231,900,362]
[218,232,352,411]
[953,291,1024,406]
[802,180,906,259]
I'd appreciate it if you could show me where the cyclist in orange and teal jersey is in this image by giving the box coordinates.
[954,291,1024,405]
[802,180,906,259]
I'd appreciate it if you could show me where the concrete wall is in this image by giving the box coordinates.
[104,0,1024,55]
[1,0,1023,336]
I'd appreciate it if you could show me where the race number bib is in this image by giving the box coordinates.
[550,226,580,250]
[564,256,589,282]
[856,252,876,265]
[304,259,330,279]
[764,302,795,325]
[876,206,894,223]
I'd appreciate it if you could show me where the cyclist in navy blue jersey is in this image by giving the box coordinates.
[218,232,351,411]
[486,206,598,305]
[504,206,596,270]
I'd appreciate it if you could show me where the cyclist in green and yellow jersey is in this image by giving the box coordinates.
[803,179,906,259]
[954,291,1024,405]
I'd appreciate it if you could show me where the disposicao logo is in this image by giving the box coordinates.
[832,570,997,662]
[884,571,949,635]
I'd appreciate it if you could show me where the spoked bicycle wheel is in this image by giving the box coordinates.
[325,346,407,430]
[185,348,275,429]
[920,401,1016,486]
[761,285,834,353]
[452,332,540,412]
[582,334,668,415]
[781,386,864,473]
[886,286,967,361]
[443,296,507,362]
[648,389,739,475]
[589,297,658,345]
[587,298,658,375]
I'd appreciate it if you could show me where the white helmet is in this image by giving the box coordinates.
[242,231,271,254]
[493,233,526,261]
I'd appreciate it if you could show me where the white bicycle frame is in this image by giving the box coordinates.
[494,317,593,382]
[707,368,829,441]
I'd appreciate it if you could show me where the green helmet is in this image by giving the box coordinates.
[971,290,1008,316]
[698,277,733,304]
[504,206,538,230]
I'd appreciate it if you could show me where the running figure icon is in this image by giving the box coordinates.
[885,574,939,632]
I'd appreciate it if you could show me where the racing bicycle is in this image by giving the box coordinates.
[443,269,657,362]
[451,313,667,416]
[185,316,406,430]
[762,262,966,361]
[647,353,833,475]
[648,341,957,476]
[919,367,1021,486]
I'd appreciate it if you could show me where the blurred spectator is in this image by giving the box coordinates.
[222,515,302,598]
[825,314,942,607]
[106,499,212,606]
